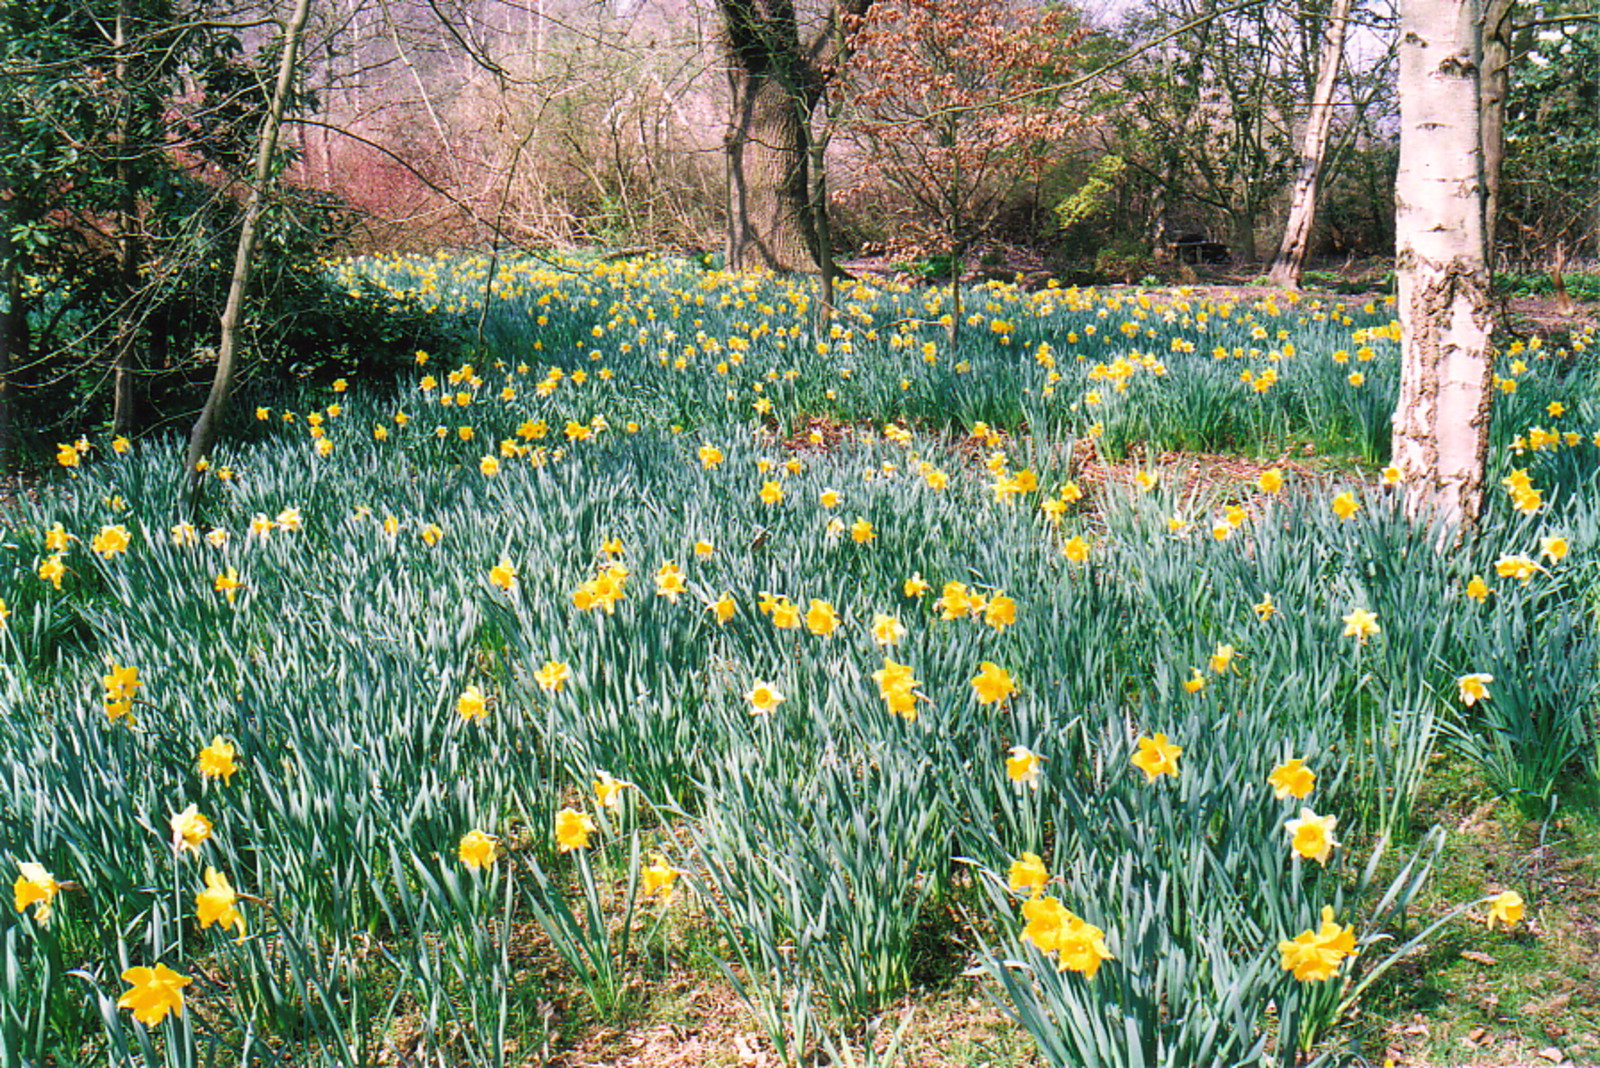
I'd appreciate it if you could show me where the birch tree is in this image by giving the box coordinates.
[1268,0,1354,287]
[185,0,315,498]
[1391,0,1493,525]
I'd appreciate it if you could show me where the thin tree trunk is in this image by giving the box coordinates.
[1478,0,1514,271]
[112,0,140,436]
[810,113,834,327]
[1392,0,1494,527]
[946,128,961,346]
[184,0,314,502]
[0,235,22,469]
[1270,0,1354,288]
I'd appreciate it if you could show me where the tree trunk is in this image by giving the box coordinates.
[0,236,22,470]
[1392,0,1494,527]
[1270,0,1354,288]
[1478,0,1514,271]
[720,0,869,276]
[810,111,835,327]
[725,57,822,272]
[1230,211,1257,263]
[112,0,140,437]
[184,0,314,502]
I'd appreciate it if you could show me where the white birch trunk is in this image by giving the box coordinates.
[1392,0,1494,527]
[1269,0,1354,288]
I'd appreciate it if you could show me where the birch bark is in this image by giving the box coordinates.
[1391,0,1495,526]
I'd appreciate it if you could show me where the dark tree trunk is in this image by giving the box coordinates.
[1231,211,1258,262]
[1479,0,1514,271]
[0,238,23,468]
[719,0,870,276]
[725,59,822,272]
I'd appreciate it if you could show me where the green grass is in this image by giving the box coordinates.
[1358,758,1600,1065]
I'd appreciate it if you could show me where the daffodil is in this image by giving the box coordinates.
[641,854,680,902]
[1130,733,1181,782]
[768,597,801,629]
[804,599,840,636]
[14,863,60,924]
[984,594,1017,629]
[871,613,906,646]
[1258,468,1284,494]
[1268,758,1315,800]
[1284,807,1339,864]
[1485,890,1524,929]
[1008,852,1049,895]
[594,770,634,808]
[197,737,237,785]
[935,582,973,620]
[1494,554,1541,582]
[457,684,488,721]
[1331,491,1359,520]
[655,562,687,602]
[555,807,596,852]
[873,659,921,720]
[1278,907,1357,981]
[91,525,131,558]
[118,964,192,1026]
[1341,607,1379,642]
[196,867,245,939]
[1020,895,1114,978]
[1457,673,1493,706]
[169,804,212,854]
[971,662,1018,705]
[489,558,519,591]
[708,594,737,625]
[459,830,499,870]
[1006,745,1044,789]
[535,661,571,693]
[746,682,785,714]
[38,554,65,590]
[1465,575,1491,602]
[214,567,243,604]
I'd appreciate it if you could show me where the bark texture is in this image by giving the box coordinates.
[1392,0,1494,527]
[0,239,21,469]
[1478,0,1514,267]
[725,49,822,272]
[184,0,313,501]
[721,0,866,274]
[1269,0,1354,288]
[112,0,140,436]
